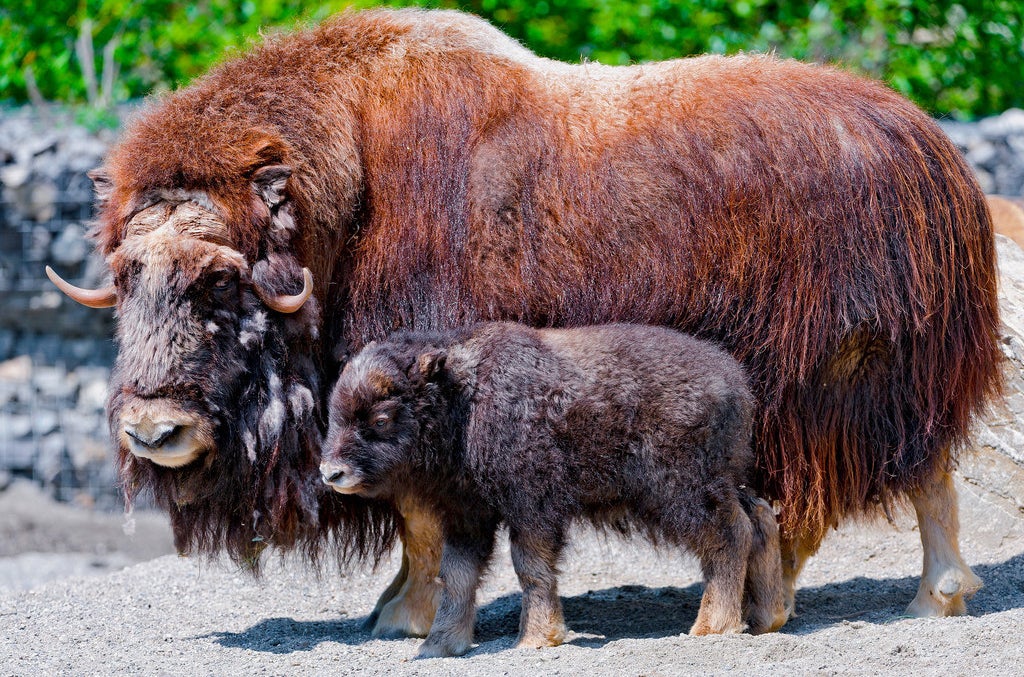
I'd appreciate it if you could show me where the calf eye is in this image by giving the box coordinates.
[373,414,389,428]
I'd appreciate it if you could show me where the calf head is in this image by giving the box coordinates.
[322,342,447,498]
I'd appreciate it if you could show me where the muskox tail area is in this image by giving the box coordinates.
[756,102,1003,544]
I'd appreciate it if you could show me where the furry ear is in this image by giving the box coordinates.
[252,164,292,209]
[87,168,113,206]
[415,350,447,381]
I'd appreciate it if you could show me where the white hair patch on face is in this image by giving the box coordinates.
[243,429,257,462]
[272,207,297,233]
[288,384,315,420]
[259,398,286,446]
[205,321,219,334]
[239,311,268,348]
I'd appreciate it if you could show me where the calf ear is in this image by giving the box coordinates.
[87,168,113,206]
[252,164,292,209]
[415,350,447,381]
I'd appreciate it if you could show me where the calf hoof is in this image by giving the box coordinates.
[516,623,568,649]
[906,569,983,617]
[416,637,472,659]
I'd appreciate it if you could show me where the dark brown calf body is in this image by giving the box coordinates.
[323,323,786,656]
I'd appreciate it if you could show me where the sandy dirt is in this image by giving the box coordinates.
[0,449,1022,676]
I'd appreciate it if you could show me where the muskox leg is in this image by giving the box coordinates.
[365,549,409,630]
[371,502,444,638]
[906,468,982,617]
[690,501,753,636]
[417,526,497,659]
[779,531,822,620]
[509,527,568,649]
[741,495,787,634]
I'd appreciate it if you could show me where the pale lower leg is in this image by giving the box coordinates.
[365,549,408,629]
[417,534,493,658]
[743,496,787,634]
[372,502,444,638]
[906,469,982,617]
[690,505,752,636]
[510,530,567,648]
[780,530,822,620]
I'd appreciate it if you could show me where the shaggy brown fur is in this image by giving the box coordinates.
[77,9,999,620]
[322,323,786,657]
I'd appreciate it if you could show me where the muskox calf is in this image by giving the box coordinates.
[321,322,785,657]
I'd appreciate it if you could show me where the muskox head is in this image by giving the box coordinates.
[49,167,314,470]
[46,164,394,567]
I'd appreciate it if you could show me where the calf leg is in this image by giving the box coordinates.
[741,495,787,634]
[906,468,982,617]
[371,502,444,638]
[417,526,497,658]
[690,501,752,636]
[509,527,568,648]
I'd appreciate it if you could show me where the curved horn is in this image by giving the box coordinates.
[257,267,313,314]
[45,266,117,308]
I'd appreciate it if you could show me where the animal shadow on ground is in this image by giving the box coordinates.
[202,616,371,654]
[204,554,1024,654]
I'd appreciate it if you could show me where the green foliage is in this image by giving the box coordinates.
[1,1,1021,118]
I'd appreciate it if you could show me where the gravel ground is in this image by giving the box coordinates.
[0,450,1022,676]
[0,481,173,594]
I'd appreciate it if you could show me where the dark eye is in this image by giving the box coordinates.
[210,271,237,295]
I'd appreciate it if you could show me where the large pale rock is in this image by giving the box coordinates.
[960,235,1024,551]
[975,235,1024,463]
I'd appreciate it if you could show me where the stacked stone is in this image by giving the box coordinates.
[0,107,117,368]
[0,108,120,506]
[940,108,1024,196]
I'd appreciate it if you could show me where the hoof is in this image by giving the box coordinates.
[906,569,983,617]
[515,623,568,649]
[689,620,746,636]
[370,586,438,638]
[371,603,432,638]
[746,605,788,635]
[782,587,798,621]
[416,638,471,659]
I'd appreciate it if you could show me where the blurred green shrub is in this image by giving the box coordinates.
[1,1,1021,119]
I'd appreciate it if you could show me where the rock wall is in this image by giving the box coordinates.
[0,108,119,505]
[1,105,1022,508]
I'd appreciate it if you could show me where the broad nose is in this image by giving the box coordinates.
[118,399,209,468]
[320,460,353,485]
[123,421,184,449]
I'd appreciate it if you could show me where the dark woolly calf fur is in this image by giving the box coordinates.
[321,322,785,657]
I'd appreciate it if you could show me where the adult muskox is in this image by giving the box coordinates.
[49,9,1000,633]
